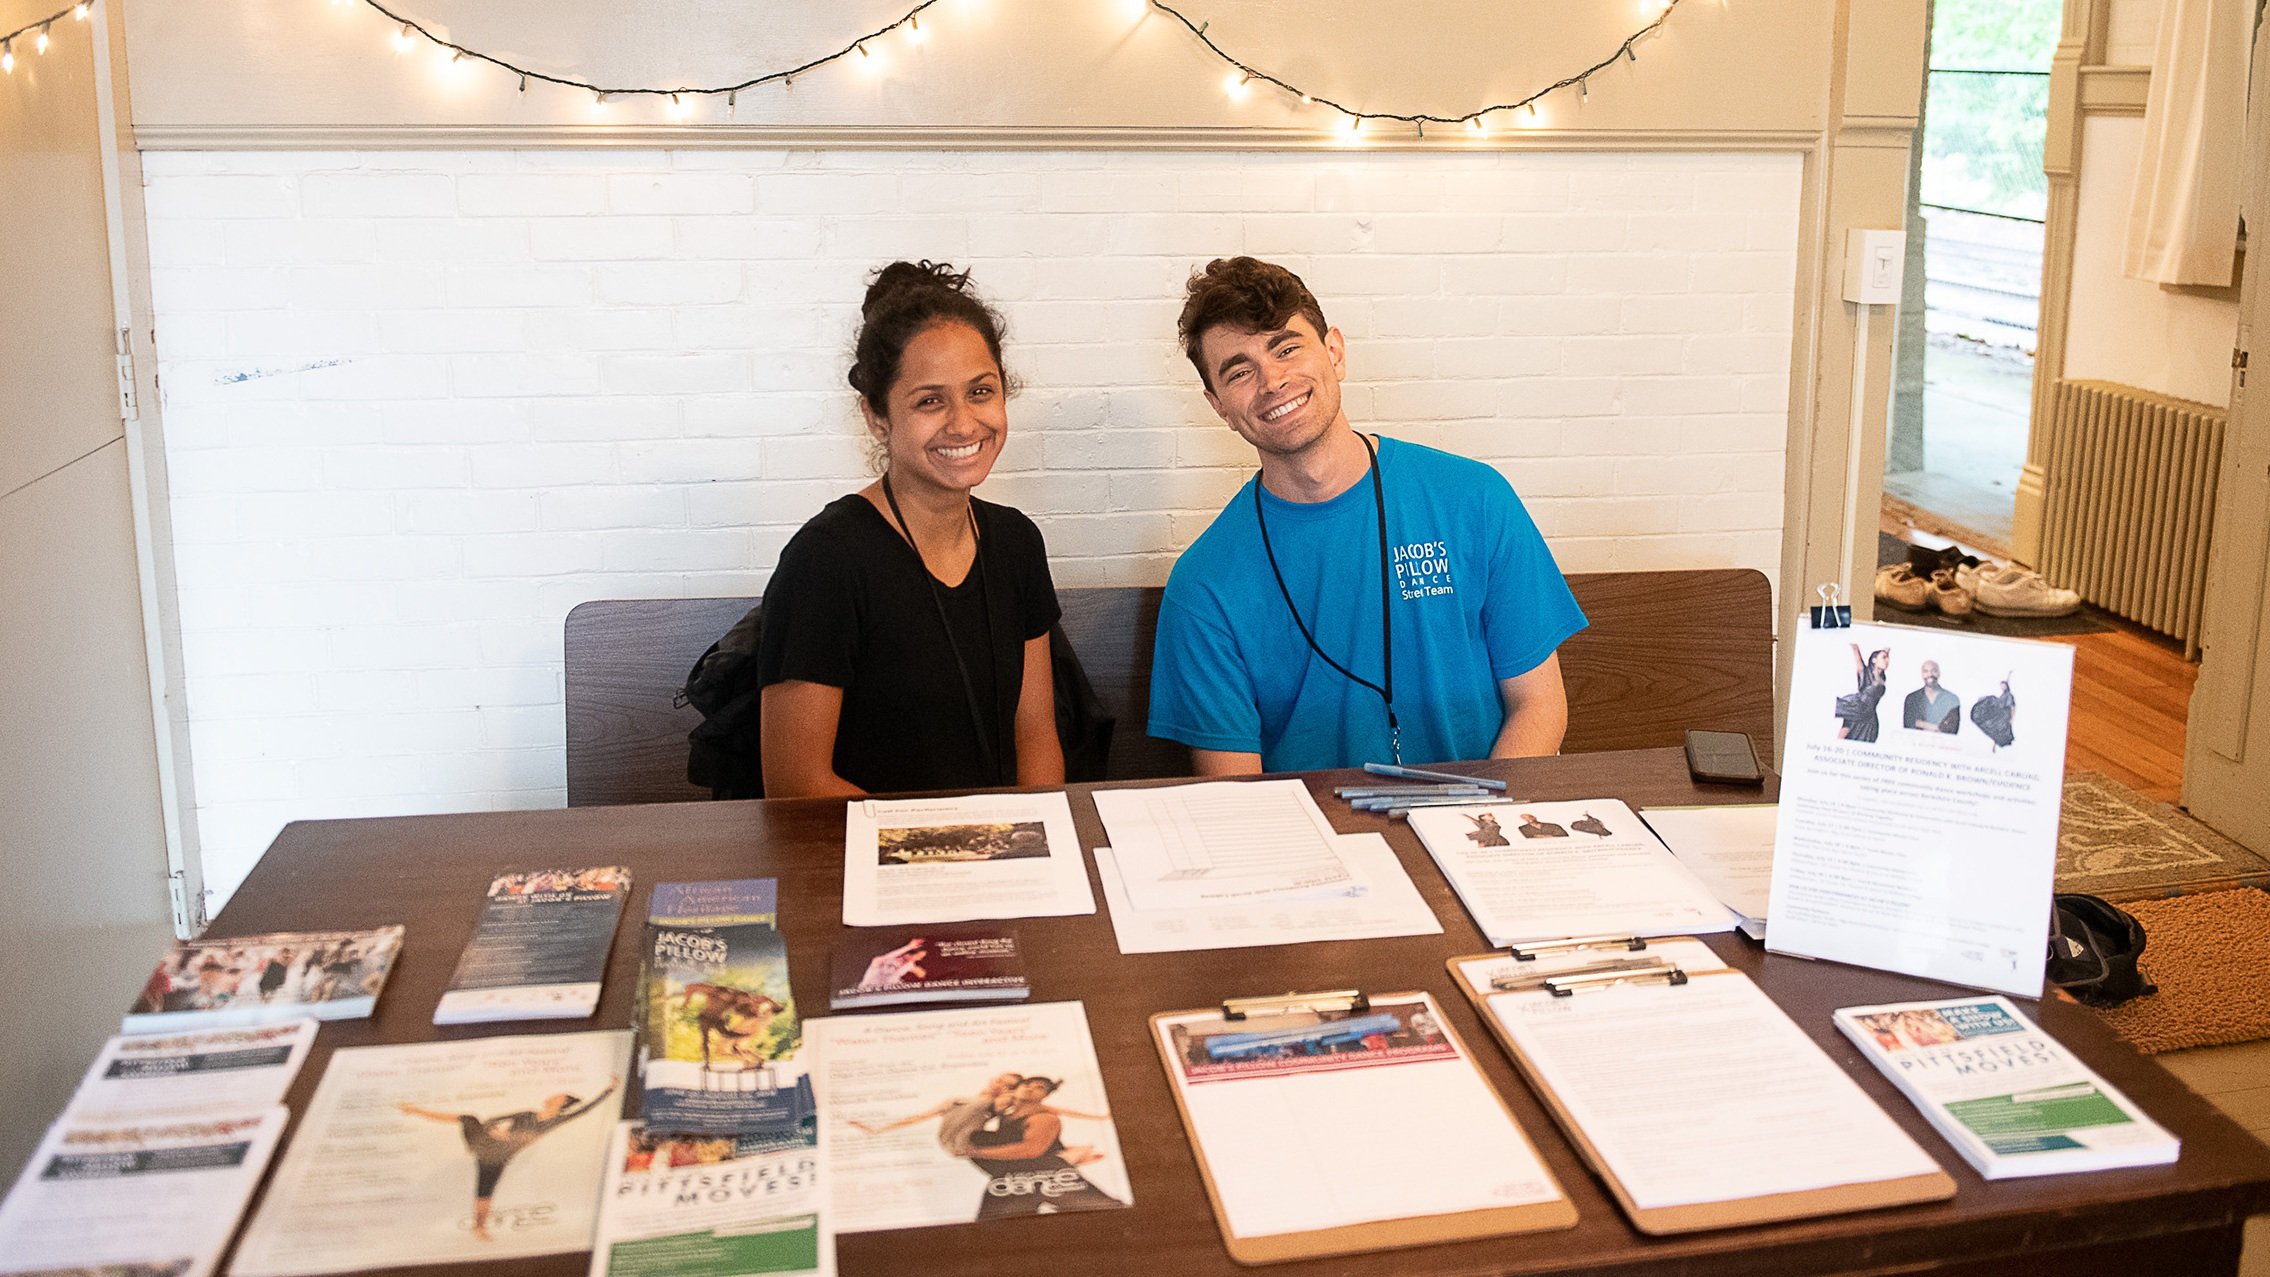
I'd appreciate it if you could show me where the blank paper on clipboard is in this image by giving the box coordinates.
[1151,990,1574,1264]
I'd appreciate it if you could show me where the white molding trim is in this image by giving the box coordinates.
[132,123,1824,153]
[2079,65,2150,116]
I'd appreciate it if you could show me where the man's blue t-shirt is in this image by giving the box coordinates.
[1148,436,1586,772]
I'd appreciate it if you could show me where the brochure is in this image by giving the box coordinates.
[809,1001,1131,1233]
[841,791,1094,926]
[63,1020,317,1125]
[230,1029,632,1277]
[589,1121,831,1277]
[1834,996,2180,1178]
[0,1109,286,1277]
[1406,799,1734,945]
[639,880,815,1138]
[123,925,405,1032]
[435,866,632,1024]
[1769,622,2074,996]
[830,924,1030,1011]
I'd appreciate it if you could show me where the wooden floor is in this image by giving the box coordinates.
[1882,512,2266,1273]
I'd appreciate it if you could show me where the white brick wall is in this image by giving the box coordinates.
[142,148,1801,908]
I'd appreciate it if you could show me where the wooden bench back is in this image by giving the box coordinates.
[563,568,1775,806]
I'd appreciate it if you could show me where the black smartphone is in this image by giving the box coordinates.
[1684,729,1763,786]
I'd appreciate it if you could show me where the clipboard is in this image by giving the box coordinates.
[1446,942,1956,1235]
[1151,988,1577,1265]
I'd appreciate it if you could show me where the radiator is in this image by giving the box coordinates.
[2037,379,2226,658]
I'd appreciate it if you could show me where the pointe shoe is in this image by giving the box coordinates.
[1874,563,1929,612]
[1927,569,1973,620]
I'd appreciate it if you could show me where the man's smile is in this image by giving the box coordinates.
[1260,392,1310,422]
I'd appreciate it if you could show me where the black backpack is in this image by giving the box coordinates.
[681,604,767,799]
[2046,892,2155,1007]
[679,607,1118,799]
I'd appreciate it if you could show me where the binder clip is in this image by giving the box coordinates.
[1490,955,1663,992]
[1809,583,1851,630]
[1507,934,1648,963]
[1220,989,1369,1021]
[1542,963,1688,997]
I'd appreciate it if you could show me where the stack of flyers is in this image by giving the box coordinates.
[435,866,632,1025]
[636,879,816,1139]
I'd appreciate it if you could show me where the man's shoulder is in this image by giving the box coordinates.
[1164,478,1262,590]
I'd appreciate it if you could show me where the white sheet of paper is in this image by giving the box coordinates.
[1155,994,1564,1238]
[812,1001,1131,1234]
[230,1029,632,1277]
[1090,779,1355,911]
[0,1107,285,1277]
[1639,804,1779,925]
[1768,622,2073,997]
[1097,834,1440,953]
[62,1019,317,1126]
[1488,974,1942,1210]
[1406,799,1735,945]
[842,791,1094,927]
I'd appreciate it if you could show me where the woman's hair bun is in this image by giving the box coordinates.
[861,260,973,319]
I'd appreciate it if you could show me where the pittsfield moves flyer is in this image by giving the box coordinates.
[1835,996,2179,1178]
[589,1121,831,1277]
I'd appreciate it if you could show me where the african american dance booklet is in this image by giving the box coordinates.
[808,1001,1131,1233]
[589,1121,832,1277]
[841,790,1094,927]
[1835,996,2178,1178]
[435,865,632,1025]
[1770,622,2073,997]
[637,880,815,1139]
[229,1029,633,1277]
[122,924,405,1032]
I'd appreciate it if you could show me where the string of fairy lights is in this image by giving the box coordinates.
[0,2,91,75]
[6,0,1695,137]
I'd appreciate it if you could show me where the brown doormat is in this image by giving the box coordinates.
[2055,771,2270,902]
[2092,889,2270,1055]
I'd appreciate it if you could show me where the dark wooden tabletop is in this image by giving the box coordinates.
[211,748,2270,1277]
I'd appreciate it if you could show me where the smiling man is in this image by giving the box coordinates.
[1147,257,1586,775]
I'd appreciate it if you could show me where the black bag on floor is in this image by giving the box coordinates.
[2047,892,2155,1007]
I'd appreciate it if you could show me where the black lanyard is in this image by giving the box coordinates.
[879,474,1004,785]
[1252,432,1400,765]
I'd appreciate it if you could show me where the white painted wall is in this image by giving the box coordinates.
[2062,115,2240,406]
[143,147,1801,907]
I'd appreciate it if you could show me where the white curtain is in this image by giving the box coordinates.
[2122,0,2254,286]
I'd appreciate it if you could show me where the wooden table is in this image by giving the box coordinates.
[212,749,2270,1276]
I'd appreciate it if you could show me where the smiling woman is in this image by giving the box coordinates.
[753,261,1065,799]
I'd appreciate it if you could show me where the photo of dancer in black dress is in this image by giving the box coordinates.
[398,1077,618,1240]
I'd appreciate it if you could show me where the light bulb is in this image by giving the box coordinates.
[1469,117,1487,136]
[35,24,50,54]
[667,92,689,117]
[1223,71,1248,100]
[856,41,870,57]
[906,13,926,43]
[1343,115,1360,135]
[393,23,414,52]
[2,43,13,74]
[74,2,89,20]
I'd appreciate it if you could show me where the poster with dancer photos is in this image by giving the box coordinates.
[808,1001,1131,1233]
[230,1030,632,1277]
[1769,621,2074,997]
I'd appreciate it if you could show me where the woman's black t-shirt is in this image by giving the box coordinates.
[756,494,1060,794]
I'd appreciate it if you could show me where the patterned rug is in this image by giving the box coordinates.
[2055,771,2270,901]
[2092,889,2270,1054]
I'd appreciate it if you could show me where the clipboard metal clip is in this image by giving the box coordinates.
[1543,964,1688,998]
[1490,955,1663,992]
[1220,989,1369,1021]
[1508,934,1648,963]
